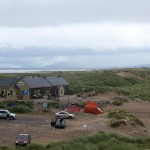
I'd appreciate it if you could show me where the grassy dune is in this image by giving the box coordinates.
[1,132,150,150]
[59,68,150,101]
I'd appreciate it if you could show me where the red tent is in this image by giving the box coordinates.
[84,101,103,114]
[67,105,80,112]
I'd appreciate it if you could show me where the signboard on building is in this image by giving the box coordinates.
[17,81,25,87]
[22,90,29,95]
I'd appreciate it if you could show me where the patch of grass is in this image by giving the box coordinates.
[116,82,150,101]
[0,100,33,113]
[26,143,47,150]
[1,131,150,150]
[108,119,127,127]
[108,110,127,119]
[0,132,150,150]
[10,104,31,113]
[112,97,128,106]
[129,115,145,127]
[107,110,145,128]
[42,108,51,113]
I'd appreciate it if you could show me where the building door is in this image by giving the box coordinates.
[5,91,7,98]
[1,91,4,97]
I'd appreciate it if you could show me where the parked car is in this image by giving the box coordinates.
[51,118,66,128]
[0,109,16,120]
[55,111,75,119]
[54,118,66,128]
[15,134,31,146]
[51,118,58,127]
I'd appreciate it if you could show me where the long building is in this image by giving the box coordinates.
[0,76,69,100]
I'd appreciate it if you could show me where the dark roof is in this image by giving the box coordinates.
[23,77,52,88]
[0,76,68,89]
[0,77,19,88]
[46,76,69,86]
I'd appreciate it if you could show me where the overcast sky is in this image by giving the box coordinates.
[0,0,150,69]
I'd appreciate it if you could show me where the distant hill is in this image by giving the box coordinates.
[134,64,150,68]
[43,62,84,69]
[0,64,149,70]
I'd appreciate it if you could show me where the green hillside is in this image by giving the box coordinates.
[1,68,150,101]
[53,68,150,101]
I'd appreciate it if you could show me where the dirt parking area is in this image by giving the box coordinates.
[0,111,110,147]
[1,93,150,147]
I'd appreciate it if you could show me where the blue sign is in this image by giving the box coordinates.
[43,102,48,108]
[22,90,29,95]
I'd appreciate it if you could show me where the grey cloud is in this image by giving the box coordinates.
[65,53,150,68]
[0,50,150,69]
[0,0,150,27]
[0,0,150,69]
[0,47,150,58]
[0,48,94,57]
[0,23,150,51]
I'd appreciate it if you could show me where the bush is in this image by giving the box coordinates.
[0,102,5,108]
[112,97,128,106]
[48,102,59,108]
[80,102,86,107]
[124,77,141,85]
[10,105,31,113]
[19,101,33,109]
[108,110,127,119]
[112,100,124,106]
[25,144,46,150]
[42,108,50,113]
[109,119,127,127]
[129,116,145,127]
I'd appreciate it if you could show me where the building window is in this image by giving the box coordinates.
[16,91,19,95]
[10,91,13,95]
[56,89,59,94]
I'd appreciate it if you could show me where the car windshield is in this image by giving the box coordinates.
[60,112,67,114]
[4,110,10,114]
[17,135,28,139]
[56,119,64,124]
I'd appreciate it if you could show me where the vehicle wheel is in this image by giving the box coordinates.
[68,116,72,119]
[10,116,14,120]
[24,144,27,146]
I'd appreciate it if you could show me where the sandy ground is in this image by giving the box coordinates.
[0,92,150,147]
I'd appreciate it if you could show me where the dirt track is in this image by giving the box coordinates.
[0,93,150,146]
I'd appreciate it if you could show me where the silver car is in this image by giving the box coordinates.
[55,111,75,119]
[0,109,16,120]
